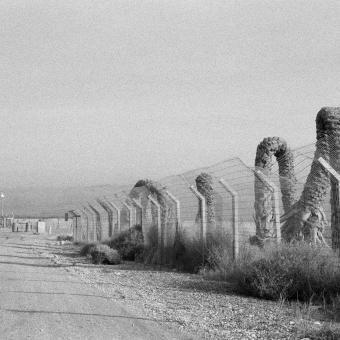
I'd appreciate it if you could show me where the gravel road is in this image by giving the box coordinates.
[0,232,329,340]
[0,232,192,340]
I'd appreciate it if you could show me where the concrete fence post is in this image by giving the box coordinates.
[70,212,76,241]
[77,214,81,241]
[122,201,134,229]
[69,212,75,241]
[74,215,79,242]
[165,190,180,252]
[132,199,143,226]
[253,169,281,243]
[319,156,340,250]
[106,200,121,234]
[82,207,91,242]
[189,185,207,263]
[219,179,239,260]
[148,195,162,249]
[71,217,75,240]
[165,190,181,229]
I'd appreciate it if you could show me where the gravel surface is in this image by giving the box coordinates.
[0,233,193,340]
[34,236,336,340]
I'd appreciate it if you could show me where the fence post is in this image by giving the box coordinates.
[319,156,340,250]
[82,206,90,242]
[165,190,180,248]
[69,212,75,241]
[165,190,181,229]
[122,201,134,229]
[106,199,121,233]
[189,185,207,263]
[83,208,89,242]
[87,204,98,242]
[69,211,76,241]
[132,198,143,227]
[219,179,239,260]
[77,212,82,241]
[253,169,281,243]
[73,212,80,242]
[148,195,162,250]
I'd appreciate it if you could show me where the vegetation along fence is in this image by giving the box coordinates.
[67,107,340,265]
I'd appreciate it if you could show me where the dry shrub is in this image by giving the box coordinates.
[202,232,234,279]
[79,243,97,256]
[143,225,164,265]
[90,244,121,265]
[298,323,340,340]
[173,229,233,273]
[57,235,73,242]
[222,241,340,302]
[104,225,144,261]
[172,228,202,272]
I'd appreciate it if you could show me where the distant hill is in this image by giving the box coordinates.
[2,184,125,218]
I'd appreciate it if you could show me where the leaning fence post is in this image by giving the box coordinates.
[122,201,134,229]
[106,199,121,234]
[219,179,239,260]
[84,208,89,242]
[148,195,162,249]
[165,190,181,252]
[70,212,77,241]
[253,169,281,243]
[72,217,75,240]
[69,212,76,241]
[319,156,340,251]
[189,185,207,263]
[165,190,181,229]
[75,211,84,242]
[82,207,90,242]
[74,213,80,242]
[132,198,143,227]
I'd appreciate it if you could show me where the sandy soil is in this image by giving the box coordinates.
[0,232,192,340]
[1,231,336,340]
[38,236,299,339]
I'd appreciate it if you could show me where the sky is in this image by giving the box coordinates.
[0,0,339,189]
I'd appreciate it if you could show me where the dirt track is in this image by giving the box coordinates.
[0,232,192,340]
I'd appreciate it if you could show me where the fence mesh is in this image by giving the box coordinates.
[68,137,340,264]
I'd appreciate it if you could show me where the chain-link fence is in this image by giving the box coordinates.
[67,107,340,266]
[66,137,340,265]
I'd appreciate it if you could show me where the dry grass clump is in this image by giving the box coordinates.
[104,225,144,261]
[57,235,73,242]
[297,323,340,340]
[142,225,161,264]
[173,235,203,272]
[172,229,232,273]
[90,244,121,265]
[79,242,97,256]
[210,241,340,302]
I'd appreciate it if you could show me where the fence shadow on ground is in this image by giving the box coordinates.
[3,309,177,323]
[3,278,85,284]
[0,254,51,260]
[0,260,69,268]
[4,290,111,299]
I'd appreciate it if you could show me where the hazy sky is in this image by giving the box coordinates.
[0,0,339,188]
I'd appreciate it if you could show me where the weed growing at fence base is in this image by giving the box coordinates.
[90,244,121,265]
[79,243,97,256]
[57,235,73,242]
[207,241,340,302]
[142,225,160,264]
[174,228,233,273]
[104,225,144,261]
[297,322,340,340]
